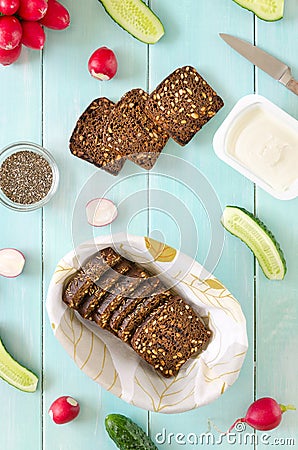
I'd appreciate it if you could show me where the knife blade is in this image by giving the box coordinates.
[220,33,298,96]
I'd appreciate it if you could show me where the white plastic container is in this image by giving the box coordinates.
[213,95,298,200]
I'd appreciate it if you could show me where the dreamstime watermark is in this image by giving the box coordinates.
[155,424,296,447]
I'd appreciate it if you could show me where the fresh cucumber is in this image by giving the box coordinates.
[105,414,158,450]
[98,0,164,44]
[0,337,38,392]
[221,206,286,280]
[233,0,284,21]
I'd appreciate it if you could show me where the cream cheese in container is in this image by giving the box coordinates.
[213,95,298,200]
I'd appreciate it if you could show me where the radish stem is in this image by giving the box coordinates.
[227,418,245,433]
[279,404,296,413]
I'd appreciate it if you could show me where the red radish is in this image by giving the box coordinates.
[86,198,118,227]
[0,248,25,277]
[228,397,296,432]
[0,42,21,65]
[49,396,80,425]
[88,47,117,81]
[0,0,20,15]
[39,0,70,30]
[17,0,48,21]
[0,16,22,50]
[21,20,45,49]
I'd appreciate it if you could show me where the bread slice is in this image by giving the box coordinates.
[69,98,125,175]
[77,287,102,319]
[117,292,171,343]
[77,259,133,319]
[62,247,125,308]
[62,272,94,310]
[109,276,165,333]
[103,89,169,170]
[145,66,224,146]
[78,258,133,319]
[92,264,149,329]
[131,297,212,377]
[62,248,121,309]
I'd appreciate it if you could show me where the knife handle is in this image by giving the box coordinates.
[286,77,298,96]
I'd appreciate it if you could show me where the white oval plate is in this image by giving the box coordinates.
[46,233,248,414]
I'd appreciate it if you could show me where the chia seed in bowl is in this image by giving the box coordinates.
[0,142,59,212]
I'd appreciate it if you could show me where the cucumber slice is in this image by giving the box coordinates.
[221,206,286,280]
[98,0,164,44]
[0,337,38,392]
[233,0,284,21]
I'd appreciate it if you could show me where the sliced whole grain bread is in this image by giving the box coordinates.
[62,273,94,310]
[77,259,133,319]
[63,247,122,309]
[69,98,125,175]
[103,89,169,170]
[109,276,165,333]
[77,287,103,319]
[63,246,212,378]
[117,291,171,343]
[145,66,224,146]
[83,247,123,282]
[92,264,149,329]
[131,297,212,377]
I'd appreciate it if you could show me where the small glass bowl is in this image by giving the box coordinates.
[0,142,59,212]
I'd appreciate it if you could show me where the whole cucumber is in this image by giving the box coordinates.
[105,414,158,450]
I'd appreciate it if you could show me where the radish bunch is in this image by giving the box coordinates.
[0,0,70,66]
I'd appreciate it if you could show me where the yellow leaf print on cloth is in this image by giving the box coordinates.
[56,309,122,396]
[204,278,226,290]
[133,359,199,413]
[145,237,177,262]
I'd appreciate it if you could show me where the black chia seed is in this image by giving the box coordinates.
[0,151,53,205]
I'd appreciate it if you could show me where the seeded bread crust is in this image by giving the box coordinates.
[131,297,212,377]
[109,276,165,333]
[117,292,171,343]
[145,66,224,146]
[69,98,125,175]
[103,89,169,170]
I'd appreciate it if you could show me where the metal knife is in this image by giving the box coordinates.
[220,33,298,96]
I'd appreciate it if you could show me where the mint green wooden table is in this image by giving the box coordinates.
[1,1,297,449]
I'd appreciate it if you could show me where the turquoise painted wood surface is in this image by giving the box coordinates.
[0,1,297,449]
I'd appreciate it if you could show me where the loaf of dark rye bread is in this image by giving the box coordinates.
[103,89,169,170]
[62,247,211,378]
[69,98,125,175]
[145,66,224,146]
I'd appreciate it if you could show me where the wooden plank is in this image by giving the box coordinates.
[0,48,42,449]
[42,1,149,448]
[255,2,298,447]
[1,1,296,448]
[148,0,255,447]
